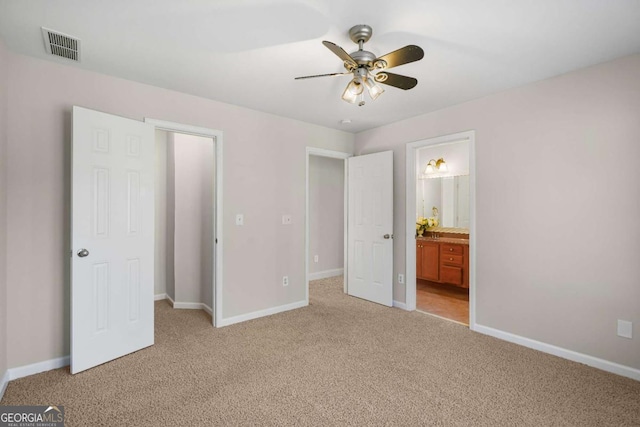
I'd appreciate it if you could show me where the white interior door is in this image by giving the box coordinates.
[71,106,155,374]
[347,151,393,306]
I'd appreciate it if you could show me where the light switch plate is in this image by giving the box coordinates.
[282,215,292,225]
[617,320,633,339]
[235,214,244,226]
[398,273,404,284]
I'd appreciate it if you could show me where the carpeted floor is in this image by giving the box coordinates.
[2,276,640,426]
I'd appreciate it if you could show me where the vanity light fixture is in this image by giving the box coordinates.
[425,158,448,174]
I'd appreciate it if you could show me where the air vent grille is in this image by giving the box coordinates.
[41,27,81,62]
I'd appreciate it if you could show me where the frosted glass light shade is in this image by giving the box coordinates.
[342,79,364,104]
[364,77,384,100]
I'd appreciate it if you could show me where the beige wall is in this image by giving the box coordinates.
[172,133,214,306]
[4,51,354,368]
[355,54,640,370]
[309,156,344,274]
[0,40,8,379]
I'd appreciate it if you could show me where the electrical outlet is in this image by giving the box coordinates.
[282,215,292,225]
[235,214,244,226]
[282,276,289,287]
[617,319,633,339]
[398,273,404,284]
[314,255,319,263]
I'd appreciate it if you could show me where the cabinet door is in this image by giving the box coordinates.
[463,245,470,288]
[416,242,423,279]
[441,265,463,286]
[420,241,439,281]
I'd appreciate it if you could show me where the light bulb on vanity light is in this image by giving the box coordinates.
[425,158,448,174]
[425,159,437,174]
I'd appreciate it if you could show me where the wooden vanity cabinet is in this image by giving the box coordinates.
[416,240,469,288]
[417,241,439,281]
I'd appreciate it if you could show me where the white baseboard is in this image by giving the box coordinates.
[202,304,213,316]
[0,369,9,401]
[154,293,167,301]
[8,355,70,382]
[217,300,307,327]
[308,268,344,281]
[166,294,175,306]
[474,324,640,381]
[393,300,408,310]
[170,301,213,317]
[172,301,204,310]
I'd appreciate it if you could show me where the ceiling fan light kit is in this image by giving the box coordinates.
[295,24,424,106]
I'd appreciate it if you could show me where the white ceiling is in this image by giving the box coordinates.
[1,0,639,133]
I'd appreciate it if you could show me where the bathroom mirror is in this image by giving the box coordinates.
[417,175,470,229]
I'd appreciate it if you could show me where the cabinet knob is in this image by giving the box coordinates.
[449,248,453,252]
[449,257,453,261]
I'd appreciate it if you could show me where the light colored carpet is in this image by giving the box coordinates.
[2,276,639,426]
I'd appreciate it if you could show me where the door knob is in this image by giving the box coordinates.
[77,249,90,258]
[383,234,393,239]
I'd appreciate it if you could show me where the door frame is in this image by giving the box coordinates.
[145,118,224,327]
[305,147,350,301]
[405,130,477,330]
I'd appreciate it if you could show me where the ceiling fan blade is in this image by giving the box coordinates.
[322,41,357,68]
[376,45,424,69]
[374,72,418,90]
[294,72,351,80]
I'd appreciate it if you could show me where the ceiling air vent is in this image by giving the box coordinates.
[41,27,81,62]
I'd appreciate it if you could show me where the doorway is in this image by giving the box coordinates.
[154,130,215,316]
[146,118,224,327]
[305,148,349,300]
[405,131,476,329]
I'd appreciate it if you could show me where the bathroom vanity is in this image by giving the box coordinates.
[416,229,469,288]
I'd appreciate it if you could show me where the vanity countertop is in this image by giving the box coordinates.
[417,236,469,245]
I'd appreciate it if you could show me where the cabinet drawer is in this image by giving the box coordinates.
[441,244,463,255]
[441,254,463,266]
[440,265,463,286]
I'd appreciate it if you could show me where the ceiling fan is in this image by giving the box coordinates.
[295,24,424,106]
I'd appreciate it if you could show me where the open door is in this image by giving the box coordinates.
[347,151,394,306]
[71,106,155,374]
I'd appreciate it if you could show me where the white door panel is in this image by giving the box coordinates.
[72,106,155,374]
[347,151,393,306]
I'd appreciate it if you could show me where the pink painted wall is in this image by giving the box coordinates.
[4,51,354,368]
[355,54,640,370]
[0,40,8,381]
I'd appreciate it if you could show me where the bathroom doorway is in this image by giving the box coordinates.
[405,131,476,328]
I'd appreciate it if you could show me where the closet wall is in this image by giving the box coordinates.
[309,156,344,276]
[172,133,214,307]
[155,131,214,308]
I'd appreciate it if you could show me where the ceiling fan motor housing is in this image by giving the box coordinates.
[349,25,373,44]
